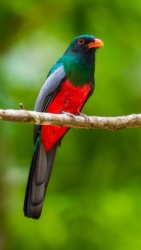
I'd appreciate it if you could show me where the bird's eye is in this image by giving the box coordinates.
[78,38,85,45]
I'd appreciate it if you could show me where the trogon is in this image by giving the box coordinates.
[24,34,104,219]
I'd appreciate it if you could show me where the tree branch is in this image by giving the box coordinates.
[0,108,141,131]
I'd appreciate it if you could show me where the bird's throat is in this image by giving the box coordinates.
[62,55,95,86]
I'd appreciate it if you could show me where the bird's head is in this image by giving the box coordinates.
[64,34,104,58]
[60,34,104,85]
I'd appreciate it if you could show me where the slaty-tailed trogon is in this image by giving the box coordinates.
[24,34,104,219]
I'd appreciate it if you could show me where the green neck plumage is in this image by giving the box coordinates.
[58,54,95,86]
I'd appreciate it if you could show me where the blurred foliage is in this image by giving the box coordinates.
[1,0,141,249]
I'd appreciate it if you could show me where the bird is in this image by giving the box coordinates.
[24,34,104,219]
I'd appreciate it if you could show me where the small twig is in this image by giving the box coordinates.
[19,103,25,110]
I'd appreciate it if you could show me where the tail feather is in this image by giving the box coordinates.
[24,141,59,219]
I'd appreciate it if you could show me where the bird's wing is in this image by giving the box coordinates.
[34,65,66,141]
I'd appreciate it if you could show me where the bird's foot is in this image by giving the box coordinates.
[78,113,90,123]
[61,111,77,123]
[61,111,90,124]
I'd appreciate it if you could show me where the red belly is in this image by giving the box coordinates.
[41,79,91,151]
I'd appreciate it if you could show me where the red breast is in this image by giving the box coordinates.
[41,80,91,151]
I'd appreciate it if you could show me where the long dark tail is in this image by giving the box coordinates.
[24,141,59,219]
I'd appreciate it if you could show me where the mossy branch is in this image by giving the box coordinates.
[0,108,141,131]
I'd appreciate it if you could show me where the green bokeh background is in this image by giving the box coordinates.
[1,0,141,249]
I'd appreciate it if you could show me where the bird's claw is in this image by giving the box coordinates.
[78,113,90,123]
[61,111,77,123]
[61,111,90,124]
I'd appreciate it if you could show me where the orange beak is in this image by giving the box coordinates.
[88,38,104,49]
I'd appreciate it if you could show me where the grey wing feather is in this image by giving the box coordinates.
[34,66,66,112]
[34,66,66,141]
